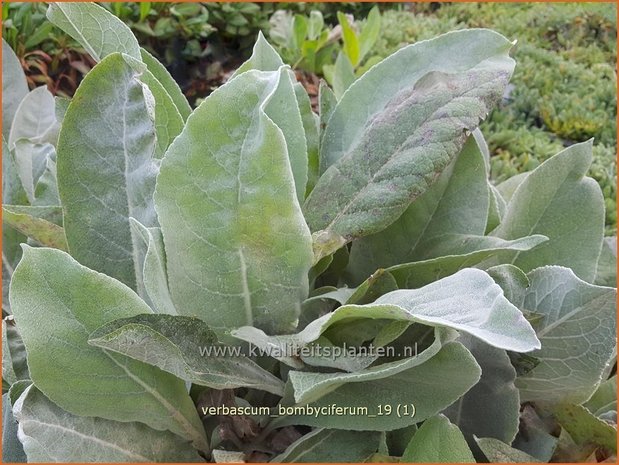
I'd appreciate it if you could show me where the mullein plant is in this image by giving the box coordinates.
[1,3,616,463]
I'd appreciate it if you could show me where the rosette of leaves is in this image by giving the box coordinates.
[2,3,616,463]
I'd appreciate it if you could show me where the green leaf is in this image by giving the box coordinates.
[495,172,529,203]
[346,134,490,282]
[331,52,356,100]
[401,414,475,462]
[12,140,55,206]
[3,320,29,382]
[307,11,324,41]
[585,376,617,417]
[2,205,67,250]
[232,34,309,202]
[33,153,60,206]
[13,385,205,462]
[475,437,540,463]
[134,62,184,159]
[2,39,29,139]
[233,31,284,77]
[279,339,481,431]
[46,2,141,62]
[129,219,176,315]
[552,403,617,454]
[89,314,285,396]
[57,53,158,291]
[595,237,616,287]
[516,266,617,404]
[294,83,319,199]
[486,264,529,307]
[337,12,360,67]
[318,79,337,144]
[155,68,313,334]
[319,29,514,173]
[358,6,381,63]
[2,392,27,463]
[306,268,539,351]
[9,247,208,451]
[492,141,605,282]
[273,428,381,462]
[140,48,192,121]
[443,334,520,446]
[8,86,58,149]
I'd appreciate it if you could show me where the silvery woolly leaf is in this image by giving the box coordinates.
[516,266,616,404]
[155,68,313,334]
[9,247,208,451]
[13,385,204,462]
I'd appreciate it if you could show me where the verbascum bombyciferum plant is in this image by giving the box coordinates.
[2,2,616,463]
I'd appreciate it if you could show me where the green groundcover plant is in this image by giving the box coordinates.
[1,3,617,463]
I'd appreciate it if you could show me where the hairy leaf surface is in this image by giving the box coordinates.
[57,53,158,291]
[9,247,208,450]
[155,68,313,333]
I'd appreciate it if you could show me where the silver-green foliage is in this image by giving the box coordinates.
[2,4,615,462]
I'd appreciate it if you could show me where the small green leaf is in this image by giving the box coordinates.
[140,48,192,121]
[89,314,285,396]
[331,52,356,100]
[2,205,67,250]
[584,376,617,417]
[337,12,360,67]
[46,2,141,62]
[401,414,475,462]
[273,428,381,462]
[2,392,27,463]
[485,264,529,307]
[13,385,204,462]
[595,237,616,287]
[129,219,176,315]
[516,266,617,404]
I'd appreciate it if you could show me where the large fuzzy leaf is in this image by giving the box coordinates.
[346,135,490,283]
[552,403,617,454]
[292,268,539,352]
[2,39,29,138]
[89,314,285,396]
[516,266,617,404]
[46,2,141,62]
[233,33,309,202]
[155,68,313,334]
[279,340,481,431]
[304,30,514,252]
[443,334,520,446]
[57,53,158,292]
[401,414,474,462]
[13,385,204,462]
[475,438,540,463]
[492,141,605,282]
[9,247,208,451]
